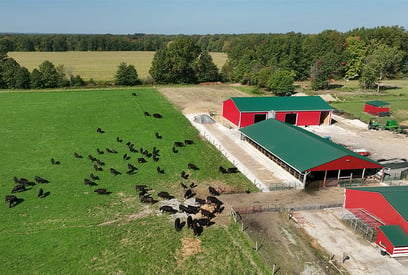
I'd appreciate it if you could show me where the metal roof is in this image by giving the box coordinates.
[239,119,381,173]
[229,96,333,112]
[365,100,390,107]
[348,186,408,221]
[379,225,408,247]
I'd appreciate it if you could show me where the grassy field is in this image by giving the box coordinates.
[0,88,267,274]
[303,80,408,124]
[8,51,228,82]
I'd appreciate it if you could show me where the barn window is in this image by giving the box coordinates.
[285,113,297,125]
[254,114,266,124]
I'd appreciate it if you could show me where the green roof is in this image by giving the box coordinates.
[348,186,408,221]
[379,225,408,247]
[366,100,390,107]
[230,96,333,112]
[239,119,381,173]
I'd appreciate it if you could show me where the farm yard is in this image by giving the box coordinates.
[0,88,268,274]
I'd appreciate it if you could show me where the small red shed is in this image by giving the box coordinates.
[364,100,390,117]
[222,96,333,128]
[345,186,408,257]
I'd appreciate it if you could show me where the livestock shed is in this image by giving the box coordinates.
[239,119,383,187]
[222,96,333,128]
[364,100,390,117]
[345,186,408,257]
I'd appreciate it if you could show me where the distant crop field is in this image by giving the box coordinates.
[8,51,228,82]
[0,88,266,274]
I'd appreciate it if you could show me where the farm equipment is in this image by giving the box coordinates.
[368,119,380,130]
[383,120,404,133]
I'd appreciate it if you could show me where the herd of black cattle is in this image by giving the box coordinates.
[4,92,239,235]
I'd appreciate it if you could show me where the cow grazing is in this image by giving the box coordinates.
[110,168,121,176]
[190,182,197,188]
[144,111,151,116]
[137,157,147,164]
[90,173,99,181]
[184,139,194,145]
[140,195,156,204]
[12,184,26,193]
[175,218,185,232]
[129,146,138,153]
[88,154,97,162]
[96,148,104,155]
[192,221,203,236]
[153,155,159,162]
[96,127,105,133]
[84,178,97,186]
[94,188,110,195]
[94,164,103,171]
[179,204,199,214]
[181,171,189,180]
[187,216,193,229]
[34,176,48,184]
[50,158,60,165]
[155,132,162,139]
[131,92,137,96]
[184,189,196,199]
[180,182,188,189]
[116,137,123,143]
[158,191,174,200]
[153,113,162,118]
[135,184,147,191]
[37,188,44,198]
[156,166,164,174]
[5,195,19,208]
[14,177,29,184]
[188,163,199,171]
[227,167,239,173]
[73,152,83,158]
[159,205,177,214]
[195,198,206,205]
[197,218,214,227]
[174,141,184,147]
[208,186,220,196]
[172,146,178,153]
[96,159,105,166]
[219,166,228,174]
[123,153,131,161]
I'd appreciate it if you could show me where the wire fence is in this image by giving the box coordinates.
[231,202,343,215]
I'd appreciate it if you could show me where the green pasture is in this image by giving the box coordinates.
[8,51,228,82]
[0,88,265,274]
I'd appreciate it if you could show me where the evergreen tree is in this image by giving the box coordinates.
[30,68,43,89]
[39,60,58,88]
[193,51,219,82]
[15,67,31,89]
[114,62,140,86]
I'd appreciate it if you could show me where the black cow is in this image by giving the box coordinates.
[90,173,99,181]
[159,205,177,214]
[5,195,19,208]
[188,163,199,171]
[187,215,193,229]
[50,158,60,165]
[144,111,151,116]
[73,152,83,158]
[14,177,29,184]
[123,153,130,161]
[197,218,214,227]
[227,167,239,173]
[84,179,98,186]
[175,218,185,232]
[200,209,215,219]
[94,188,110,195]
[219,166,228,174]
[96,148,104,155]
[34,176,48,184]
[110,168,121,176]
[135,184,147,191]
[207,196,223,209]
[195,197,206,205]
[184,189,196,199]
[180,171,189,180]
[184,139,194,145]
[156,166,164,174]
[153,113,162,118]
[192,220,203,236]
[180,182,188,189]
[94,164,103,171]
[116,137,123,143]
[174,141,184,147]
[172,146,178,153]
[190,182,197,188]
[208,186,220,196]
[96,159,105,166]
[12,184,26,193]
[37,188,44,198]
[157,191,173,200]
[155,132,162,139]
[96,127,105,133]
[88,154,96,161]
[140,195,156,204]
[131,92,137,96]
[153,155,159,162]
[137,157,147,164]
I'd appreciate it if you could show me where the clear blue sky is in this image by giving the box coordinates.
[1,0,408,34]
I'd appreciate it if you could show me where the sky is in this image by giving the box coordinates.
[1,0,408,35]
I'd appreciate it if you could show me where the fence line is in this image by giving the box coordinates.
[231,203,343,215]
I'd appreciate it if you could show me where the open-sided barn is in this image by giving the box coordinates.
[364,100,390,117]
[239,119,383,187]
[345,186,408,257]
[222,96,333,128]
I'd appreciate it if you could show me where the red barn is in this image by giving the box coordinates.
[345,186,408,257]
[364,100,390,117]
[222,96,333,128]
[239,119,383,187]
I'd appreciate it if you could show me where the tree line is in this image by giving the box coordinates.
[1,26,408,91]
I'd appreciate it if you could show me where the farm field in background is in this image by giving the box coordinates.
[0,88,265,274]
[8,51,228,82]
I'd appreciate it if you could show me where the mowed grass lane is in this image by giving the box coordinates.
[9,51,228,82]
[0,88,266,274]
